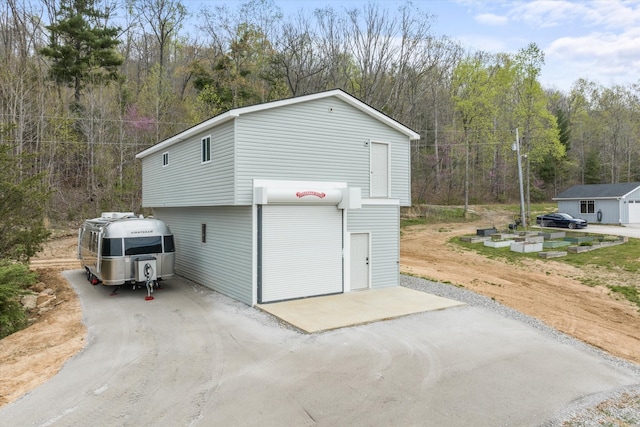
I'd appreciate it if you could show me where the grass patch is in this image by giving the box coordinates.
[452,229,640,308]
[453,236,530,265]
[560,237,640,272]
[608,285,640,310]
[454,232,640,273]
[401,205,480,227]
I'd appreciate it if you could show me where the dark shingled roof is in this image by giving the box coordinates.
[553,182,640,200]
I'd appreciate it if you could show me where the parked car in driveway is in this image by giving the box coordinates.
[536,213,588,229]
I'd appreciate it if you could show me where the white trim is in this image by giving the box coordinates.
[136,90,420,159]
[621,186,640,199]
[251,203,258,306]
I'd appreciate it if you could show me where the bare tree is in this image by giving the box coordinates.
[345,3,396,105]
[128,0,187,72]
[271,11,326,96]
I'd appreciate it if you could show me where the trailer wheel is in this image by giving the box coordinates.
[87,273,99,285]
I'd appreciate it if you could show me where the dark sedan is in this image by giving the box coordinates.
[536,213,588,229]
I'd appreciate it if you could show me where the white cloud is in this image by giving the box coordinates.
[508,0,588,28]
[506,0,640,30]
[475,13,508,26]
[454,33,510,53]
[546,27,640,86]
[582,0,640,29]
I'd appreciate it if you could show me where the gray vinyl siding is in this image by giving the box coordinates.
[557,199,621,224]
[626,188,640,199]
[234,97,411,205]
[153,206,253,305]
[141,121,236,207]
[347,204,400,288]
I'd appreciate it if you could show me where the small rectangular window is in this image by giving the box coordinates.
[102,238,123,256]
[162,152,169,166]
[163,235,175,252]
[201,224,207,243]
[580,200,595,214]
[201,136,211,163]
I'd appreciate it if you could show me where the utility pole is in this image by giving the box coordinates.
[514,128,527,228]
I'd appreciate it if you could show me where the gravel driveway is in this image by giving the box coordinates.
[1,271,638,426]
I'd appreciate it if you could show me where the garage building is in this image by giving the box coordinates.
[554,182,640,225]
[136,89,420,305]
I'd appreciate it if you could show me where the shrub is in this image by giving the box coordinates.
[0,261,37,338]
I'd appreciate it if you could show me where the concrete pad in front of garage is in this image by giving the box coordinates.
[257,286,464,333]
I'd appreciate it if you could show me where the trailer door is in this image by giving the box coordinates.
[259,205,343,303]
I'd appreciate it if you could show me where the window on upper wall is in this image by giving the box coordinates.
[162,152,169,166]
[580,200,595,213]
[201,136,211,163]
[201,223,207,243]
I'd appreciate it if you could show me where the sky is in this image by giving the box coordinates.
[424,0,640,91]
[185,0,640,92]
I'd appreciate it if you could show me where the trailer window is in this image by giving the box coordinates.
[124,236,163,255]
[163,235,175,252]
[102,238,123,256]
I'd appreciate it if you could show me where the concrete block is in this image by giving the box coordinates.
[538,251,567,259]
[525,236,544,243]
[477,228,497,236]
[542,231,565,240]
[460,236,489,243]
[484,240,514,248]
[564,236,594,243]
[510,241,543,253]
[543,241,571,249]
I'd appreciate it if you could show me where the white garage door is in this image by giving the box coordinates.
[628,201,640,223]
[260,205,343,303]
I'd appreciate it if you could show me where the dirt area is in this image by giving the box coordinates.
[1,209,640,408]
[401,209,640,365]
[0,234,85,407]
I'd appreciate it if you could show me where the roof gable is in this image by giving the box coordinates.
[553,182,640,200]
[136,89,420,159]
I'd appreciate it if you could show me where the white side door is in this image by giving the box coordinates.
[370,142,389,198]
[350,233,370,291]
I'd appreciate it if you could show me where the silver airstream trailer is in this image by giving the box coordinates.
[78,212,175,293]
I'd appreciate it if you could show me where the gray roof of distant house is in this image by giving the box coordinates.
[553,182,640,200]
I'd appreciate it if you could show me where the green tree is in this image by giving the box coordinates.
[451,55,496,215]
[513,43,563,211]
[538,91,572,195]
[0,261,37,338]
[584,150,602,184]
[0,145,50,262]
[39,0,123,104]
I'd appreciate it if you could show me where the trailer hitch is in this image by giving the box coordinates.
[143,262,155,301]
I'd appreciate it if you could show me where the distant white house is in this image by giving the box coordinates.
[136,89,420,305]
[553,182,640,225]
